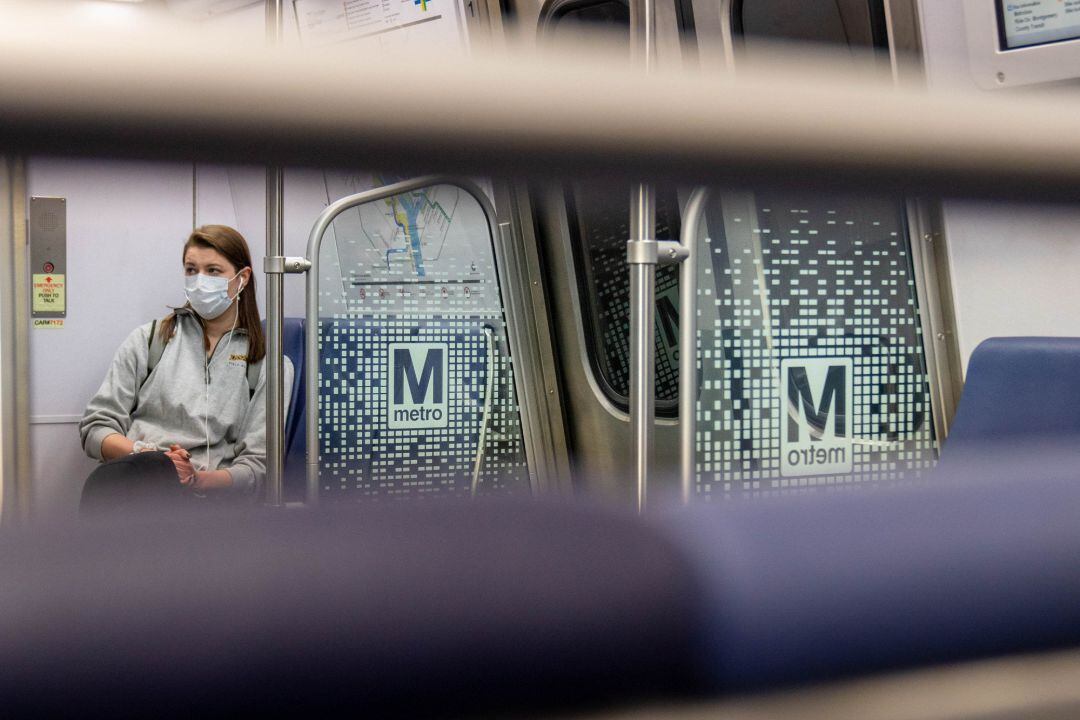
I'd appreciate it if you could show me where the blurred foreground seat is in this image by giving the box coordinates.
[3,452,1080,717]
[656,447,1080,694]
[0,501,702,718]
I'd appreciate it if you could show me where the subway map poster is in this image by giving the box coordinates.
[294,0,467,51]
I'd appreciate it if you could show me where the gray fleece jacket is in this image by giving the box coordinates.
[79,313,294,496]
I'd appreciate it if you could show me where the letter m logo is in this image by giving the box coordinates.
[394,347,443,404]
[782,358,852,442]
[387,342,449,429]
[779,357,854,477]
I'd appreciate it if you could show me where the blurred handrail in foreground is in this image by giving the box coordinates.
[0,3,1077,200]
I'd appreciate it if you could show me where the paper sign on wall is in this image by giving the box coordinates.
[294,0,466,51]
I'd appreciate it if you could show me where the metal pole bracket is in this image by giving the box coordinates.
[264,256,311,274]
[656,240,689,265]
[627,239,658,265]
[627,239,688,266]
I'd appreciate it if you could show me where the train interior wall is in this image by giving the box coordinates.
[27,160,336,519]
[24,1,479,520]
[917,0,1080,369]
[18,0,1080,518]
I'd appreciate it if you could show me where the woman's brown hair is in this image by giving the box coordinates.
[157,225,265,364]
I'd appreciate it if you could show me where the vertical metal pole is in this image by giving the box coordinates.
[630,0,656,75]
[265,0,284,43]
[629,191,655,514]
[264,0,286,507]
[265,167,285,507]
[680,188,708,505]
[629,0,656,513]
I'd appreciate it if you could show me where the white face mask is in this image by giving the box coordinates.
[184,271,244,320]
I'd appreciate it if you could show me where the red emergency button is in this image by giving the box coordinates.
[43,262,54,273]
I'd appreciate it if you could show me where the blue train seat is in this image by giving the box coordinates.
[259,317,306,501]
[282,318,306,500]
[945,337,1080,454]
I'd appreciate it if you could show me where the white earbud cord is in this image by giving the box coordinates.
[201,284,243,475]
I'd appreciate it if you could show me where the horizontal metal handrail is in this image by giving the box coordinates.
[0,4,1078,199]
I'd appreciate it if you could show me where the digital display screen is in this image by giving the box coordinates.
[998,0,1080,50]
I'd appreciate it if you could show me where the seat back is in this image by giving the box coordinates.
[946,337,1080,451]
[313,316,530,501]
[282,318,306,500]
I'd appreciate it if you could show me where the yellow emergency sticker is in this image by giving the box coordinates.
[32,273,65,314]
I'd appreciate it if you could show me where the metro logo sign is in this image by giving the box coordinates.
[780,357,853,477]
[387,343,449,429]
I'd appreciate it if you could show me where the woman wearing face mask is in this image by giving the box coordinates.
[78,225,293,514]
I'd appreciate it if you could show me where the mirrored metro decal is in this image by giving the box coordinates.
[781,357,853,477]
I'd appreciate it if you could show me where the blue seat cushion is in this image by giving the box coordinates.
[948,337,1080,448]
[282,318,306,501]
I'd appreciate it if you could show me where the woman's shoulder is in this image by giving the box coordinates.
[117,314,179,354]
[120,319,157,348]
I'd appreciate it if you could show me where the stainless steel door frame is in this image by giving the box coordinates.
[0,156,30,526]
[491,179,573,495]
[529,0,720,507]
[530,185,681,503]
[906,199,963,439]
[886,0,964,441]
[302,175,535,504]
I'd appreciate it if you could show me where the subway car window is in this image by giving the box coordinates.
[547,0,629,30]
[544,0,696,55]
[542,0,686,415]
[315,176,530,500]
[566,184,682,412]
[734,0,888,50]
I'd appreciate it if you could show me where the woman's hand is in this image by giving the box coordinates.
[100,433,135,461]
[165,444,196,487]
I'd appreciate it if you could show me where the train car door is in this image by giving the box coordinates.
[496,0,961,502]
[303,177,536,501]
[496,0,694,501]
